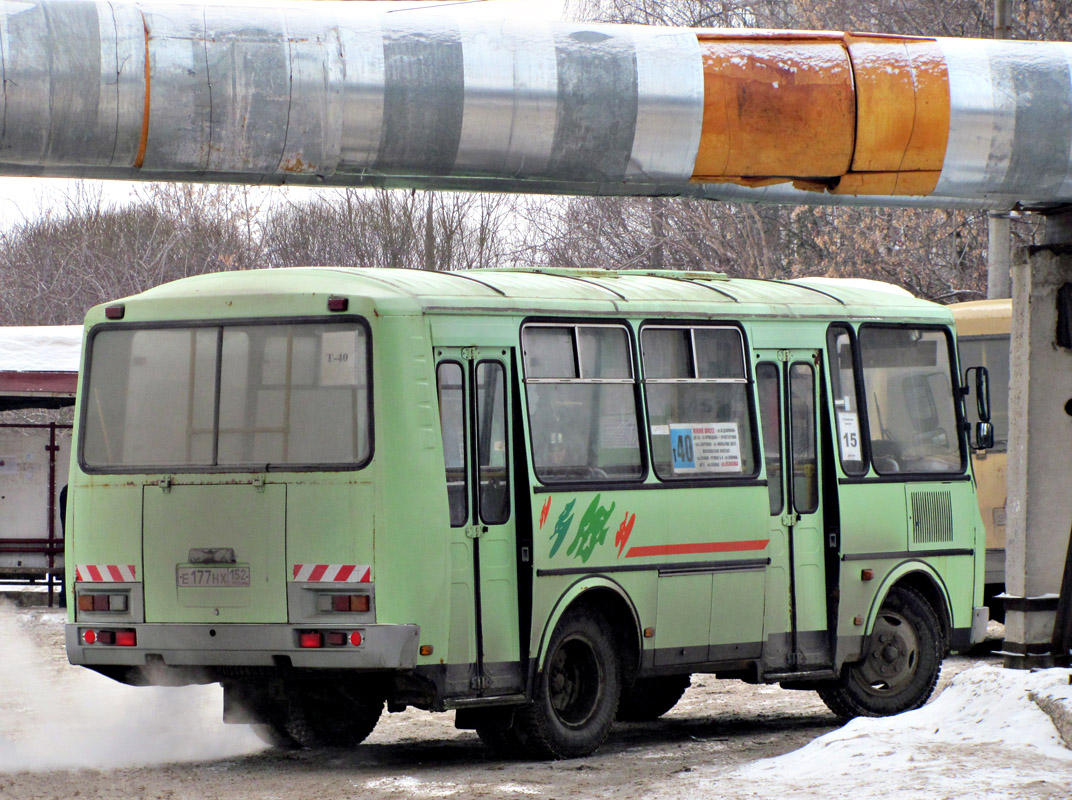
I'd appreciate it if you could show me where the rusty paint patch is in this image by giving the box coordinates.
[693,42,855,181]
[135,13,151,169]
[848,40,950,175]
[280,154,314,173]
[833,170,941,196]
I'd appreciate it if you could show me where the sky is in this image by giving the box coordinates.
[0,0,570,228]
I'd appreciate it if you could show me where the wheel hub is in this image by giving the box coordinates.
[547,635,602,728]
[856,612,920,694]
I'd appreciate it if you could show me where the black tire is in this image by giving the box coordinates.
[282,684,384,748]
[616,675,691,722]
[251,722,302,750]
[818,586,943,720]
[513,608,621,759]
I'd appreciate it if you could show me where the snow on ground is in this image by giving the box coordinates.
[669,664,1072,800]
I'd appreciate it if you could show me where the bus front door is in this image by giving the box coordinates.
[436,349,523,698]
[757,350,831,671]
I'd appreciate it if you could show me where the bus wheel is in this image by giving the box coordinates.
[616,675,691,722]
[818,586,942,720]
[282,684,384,748]
[514,608,621,759]
[251,722,301,750]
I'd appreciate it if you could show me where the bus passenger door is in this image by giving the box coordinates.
[436,349,522,697]
[756,350,831,671]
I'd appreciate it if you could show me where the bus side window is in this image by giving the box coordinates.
[640,325,755,480]
[826,325,867,476]
[476,361,510,525]
[958,334,1009,451]
[756,363,783,515]
[523,324,643,483]
[437,362,468,527]
[789,363,819,514]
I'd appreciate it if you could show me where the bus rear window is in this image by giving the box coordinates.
[858,326,963,475]
[81,322,371,471]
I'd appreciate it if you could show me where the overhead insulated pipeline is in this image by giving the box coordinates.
[1,0,1071,209]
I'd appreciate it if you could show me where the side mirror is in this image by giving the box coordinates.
[974,421,995,451]
[964,365,991,423]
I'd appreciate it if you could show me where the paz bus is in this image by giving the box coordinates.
[950,299,1011,620]
[64,267,993,759]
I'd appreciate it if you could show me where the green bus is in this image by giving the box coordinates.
[64,267,992,759]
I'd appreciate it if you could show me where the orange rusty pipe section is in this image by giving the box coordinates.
[694,40,855,182]
[691,32,952,196]
[135,14,151,170]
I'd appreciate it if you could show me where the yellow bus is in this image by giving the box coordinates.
[950,299,1010,620]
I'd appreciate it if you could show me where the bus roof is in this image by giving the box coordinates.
[119,268,950,323]
[949,298,1011,337]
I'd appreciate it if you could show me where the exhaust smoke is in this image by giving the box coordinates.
[0,602,264,772]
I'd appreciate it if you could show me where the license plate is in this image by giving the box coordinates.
[176,565,250,587]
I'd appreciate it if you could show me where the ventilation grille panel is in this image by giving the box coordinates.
[911,490,953,544]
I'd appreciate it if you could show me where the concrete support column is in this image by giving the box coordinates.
[987,212,1012,299]
[1003,219,1072,667]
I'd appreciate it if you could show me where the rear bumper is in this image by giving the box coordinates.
[66,622,420,671]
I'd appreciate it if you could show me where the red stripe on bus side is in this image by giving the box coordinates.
[625,539,770,558]
[87,565,104,582]
[107,565,123,581]
[308,564,329,582]
[334,565,356,582]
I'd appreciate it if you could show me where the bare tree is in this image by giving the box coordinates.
[0,183,265,325]
[261,189,524,272]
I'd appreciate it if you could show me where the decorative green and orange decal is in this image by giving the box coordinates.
[539,495,768,563]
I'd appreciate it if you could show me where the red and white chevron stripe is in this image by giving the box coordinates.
[75,564,137,582]
[292,564,371,583]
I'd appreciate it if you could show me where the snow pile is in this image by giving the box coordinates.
[0,326,81,372]
[673,664,1072,800]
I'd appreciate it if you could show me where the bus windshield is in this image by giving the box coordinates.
[859,326,963,474]
[81,322,371,470]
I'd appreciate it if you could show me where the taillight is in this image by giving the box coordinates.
[78,593,128,612]
[298,630,363,647]
[318,594,371,613]
[81,628,137,646]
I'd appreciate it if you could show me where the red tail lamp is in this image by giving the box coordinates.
[82,629,137,646]
[299,631,323,648]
